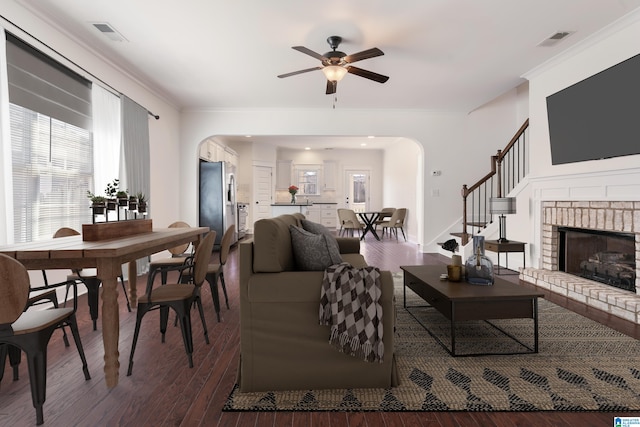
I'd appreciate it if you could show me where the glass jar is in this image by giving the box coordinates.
[465,236,494,285]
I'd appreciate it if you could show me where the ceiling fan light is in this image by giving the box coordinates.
[322,65,347,82]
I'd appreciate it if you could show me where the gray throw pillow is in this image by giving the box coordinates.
[300,219,342,265]
[290,225,341,271]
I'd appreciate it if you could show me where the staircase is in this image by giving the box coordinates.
[454,119,529,245]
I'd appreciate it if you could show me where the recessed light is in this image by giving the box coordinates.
[245,135,252,138]
[360,143,367,147]
[305,147,311,150]
[367,135,375,139]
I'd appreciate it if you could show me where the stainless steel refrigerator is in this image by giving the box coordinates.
[199,160,237,250]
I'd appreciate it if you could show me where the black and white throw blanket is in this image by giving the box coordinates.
[319,262,384,363]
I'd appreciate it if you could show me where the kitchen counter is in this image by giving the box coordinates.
[271,204,310,216]
[270,202,338,229]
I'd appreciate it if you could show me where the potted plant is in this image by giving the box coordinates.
[116,190,128,207]
[128,194,138,211]
[104,179,120,211]
[136,192,148,213]
[87,191,107,215]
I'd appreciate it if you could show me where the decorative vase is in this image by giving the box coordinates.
[290,193,296,204]
[465,236,494,285]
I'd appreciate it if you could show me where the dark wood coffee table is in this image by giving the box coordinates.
[400,265,544,357]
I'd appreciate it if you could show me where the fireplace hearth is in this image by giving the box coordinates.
[559,227,636,293]
[521,201,640,325]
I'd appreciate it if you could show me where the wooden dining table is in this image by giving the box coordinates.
[0,226,208,388]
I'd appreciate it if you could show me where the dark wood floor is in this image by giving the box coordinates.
[2,236,639,426]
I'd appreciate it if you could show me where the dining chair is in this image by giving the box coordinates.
[336,208,349,236]
[0,254,90,426]
[51,227,132,330]
[181,225,235,322]
[341,209,364,238]
[127,230,216,375]
[147,221,193,285]
[374,207,396,231]
[0,272,81,383]
[380,208,407,241]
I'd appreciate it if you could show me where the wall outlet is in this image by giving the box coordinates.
[432,170,442,176]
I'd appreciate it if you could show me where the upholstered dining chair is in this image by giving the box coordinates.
[51,227,131,331]
[374,207,396,231]
[380,208,407,241]
[341,208,364,238]
[127,230,216,375]
[181,224,235,322]
[147,221,193,285]
[0,254,90,426]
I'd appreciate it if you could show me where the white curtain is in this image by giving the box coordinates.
[121,95,150,274]
[0,27,14,244]
[92,84,121,206]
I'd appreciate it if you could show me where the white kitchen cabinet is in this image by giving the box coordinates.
[323,160,337,190]
[307,203,337,229]
[199,141,213,161]
[224,148,238,168]
[276,160,292,190]
[305,205,321,223]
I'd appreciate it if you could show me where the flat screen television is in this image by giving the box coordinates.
[546,52,640,165]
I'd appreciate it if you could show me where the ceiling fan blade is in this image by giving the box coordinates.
[277,66,322,78]
[292,46,328,62]
[326,80,337,95]
[343,47,384,64]
[346,66,389,83]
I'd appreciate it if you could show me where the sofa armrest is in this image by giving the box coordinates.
[336,237,360,254]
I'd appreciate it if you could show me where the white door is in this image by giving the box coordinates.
[252,165,273,229]
[344,170,370,212]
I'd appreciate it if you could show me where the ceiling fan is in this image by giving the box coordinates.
[277,36,389,95]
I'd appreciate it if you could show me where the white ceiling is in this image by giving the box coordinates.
[12,0,640,149]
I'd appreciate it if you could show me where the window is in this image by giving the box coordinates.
[10,104,93,242]
[294,165,321,195]
[5,33,93,243]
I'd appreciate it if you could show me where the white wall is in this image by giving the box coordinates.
[524,10,640,269]
[383,138,421,243]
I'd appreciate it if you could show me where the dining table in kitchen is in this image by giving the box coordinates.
[356,211,382,241]
[0,226,208,388]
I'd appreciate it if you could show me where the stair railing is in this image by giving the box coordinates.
[460,119,529,245]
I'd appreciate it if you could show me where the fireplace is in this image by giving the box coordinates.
[520,201,640,325]
[558,227,636,293]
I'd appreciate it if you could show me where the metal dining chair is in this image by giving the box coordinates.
[0,254,90,426]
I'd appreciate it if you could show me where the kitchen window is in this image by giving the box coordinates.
[294,165,321,195]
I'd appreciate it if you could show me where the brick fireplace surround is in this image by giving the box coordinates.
[520,201,640,324]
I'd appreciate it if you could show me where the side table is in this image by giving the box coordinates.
[484,240,526,275]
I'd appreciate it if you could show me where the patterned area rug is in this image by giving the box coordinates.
[224,274,640,412]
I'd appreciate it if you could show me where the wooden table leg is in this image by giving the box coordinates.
[98,260,121,388]
[128,261,138,307]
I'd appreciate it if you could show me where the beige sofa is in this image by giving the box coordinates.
[238,213,398,392]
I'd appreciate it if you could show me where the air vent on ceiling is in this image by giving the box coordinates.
[537,31,573,47]
[91,22,127,42]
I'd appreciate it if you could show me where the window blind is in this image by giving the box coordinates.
[5,33,93,243]
[10,104,93,242]
[5,32,92,131]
